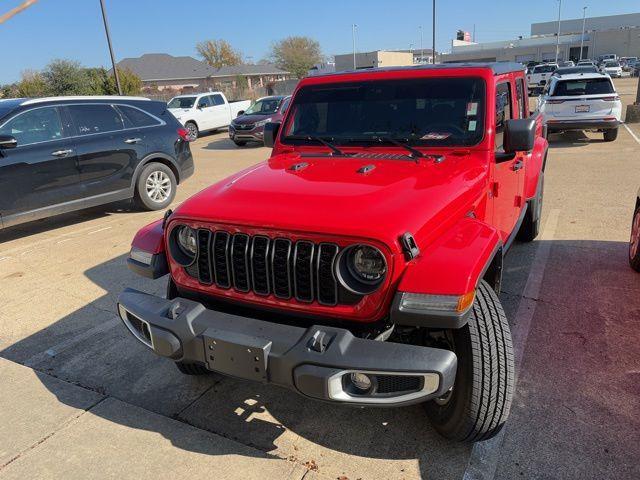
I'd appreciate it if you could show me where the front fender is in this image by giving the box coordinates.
[127,219,168,279]
[391,217,502,328]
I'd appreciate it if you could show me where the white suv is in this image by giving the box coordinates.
[601,61,623,78]
[538,72,622,142]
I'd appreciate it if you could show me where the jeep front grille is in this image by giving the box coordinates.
[191,229,340,306]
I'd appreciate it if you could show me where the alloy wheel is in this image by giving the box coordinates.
[145,170,172,203]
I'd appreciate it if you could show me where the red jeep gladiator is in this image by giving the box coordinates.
[118,63,547,442]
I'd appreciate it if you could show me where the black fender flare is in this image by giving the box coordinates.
[130,152,182,193]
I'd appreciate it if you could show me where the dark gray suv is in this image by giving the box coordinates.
[0,96,194,229]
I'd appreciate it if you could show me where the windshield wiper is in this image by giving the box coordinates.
[373,136,424,160]
[305,136,346,156]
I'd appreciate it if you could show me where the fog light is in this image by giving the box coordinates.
[350,372,372,391]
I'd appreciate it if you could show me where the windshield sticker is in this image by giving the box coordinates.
[468,120,477,132]
[416,99,426,109]
[466,102,478,116]
[421,132,452,140]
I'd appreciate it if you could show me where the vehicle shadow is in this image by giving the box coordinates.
[547,130,605,148]
[2,238,636,478]
[0,200,136,245]
[202,138,264,151]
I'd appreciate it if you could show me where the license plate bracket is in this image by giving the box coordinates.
[575,105,590,113]
[203,328,272,382]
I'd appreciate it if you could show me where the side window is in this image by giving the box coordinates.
[0,107,63,145]
[280,96,291,112]
[118,105,160,128]
[197,96,212,108]
[67,104,123,135]
[211,94,225,106]
[516,79,527,118]
[495,82,512,152]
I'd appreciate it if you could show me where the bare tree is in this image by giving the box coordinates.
[196,39,242,69]
[270,36,322,78]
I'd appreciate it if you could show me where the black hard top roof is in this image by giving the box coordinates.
[317,62,525,78]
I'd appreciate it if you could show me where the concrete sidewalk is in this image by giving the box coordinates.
[0,358,316,479]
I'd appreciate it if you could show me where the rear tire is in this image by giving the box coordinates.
[516,171,544,242]
[175,362,210,375]
[603,128,618,142]
[425,280,515,442]
[629,205,640,272]
[135,162,176,211]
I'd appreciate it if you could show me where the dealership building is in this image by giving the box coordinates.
[442,12,640,63]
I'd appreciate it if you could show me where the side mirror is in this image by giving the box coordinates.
[237,110,245,117]
[263,122,281,148]
[0,135,17,149]
[197,103,206,109]
[503,118,535,153]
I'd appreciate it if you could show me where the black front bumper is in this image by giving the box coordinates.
[117,289,457,406]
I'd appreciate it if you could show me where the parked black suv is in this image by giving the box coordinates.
[0,96,194,229]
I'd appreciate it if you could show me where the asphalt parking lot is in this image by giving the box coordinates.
[1,77,639,480]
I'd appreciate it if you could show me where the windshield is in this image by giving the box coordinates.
[534,65,556,73]
[244,97,282,115]
[281,77,485,147]
[604,61,619,68]
[553,78,614,96]
[167,97,196,109]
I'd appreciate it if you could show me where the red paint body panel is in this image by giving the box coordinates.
[131,219,164,254]
[397,217,501,296]
[130,64,546,323]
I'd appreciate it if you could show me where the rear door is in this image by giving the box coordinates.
[210,93,231,128]
[65,103,142,199]
[0,105,81,223]
[492,81,522,242]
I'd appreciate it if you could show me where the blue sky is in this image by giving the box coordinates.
[0,0,638,83]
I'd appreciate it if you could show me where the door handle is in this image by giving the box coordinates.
[51,149,73,157]
[512,160,524,171]
[124,138,142,144]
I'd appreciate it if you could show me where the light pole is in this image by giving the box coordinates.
[99,0,122,95]
[352,24,358,69]
[579,6,587,61]
[419,26,424,64]
[432,0,436,64]
[554,0,562,64]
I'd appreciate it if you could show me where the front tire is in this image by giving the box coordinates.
[603,128,618,142]
[135,162,176,211]
[425,280,515,442]
[185,121,199,141]
[629,205,640,272]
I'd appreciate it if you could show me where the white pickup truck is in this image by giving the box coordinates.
[526,63,558,93]
[167,92,251,140]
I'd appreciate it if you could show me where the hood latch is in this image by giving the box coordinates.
[401,232,420,260]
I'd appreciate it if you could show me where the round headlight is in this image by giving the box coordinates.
[348,245,387,283]
[177,226,197,256]
[336,244,387,295]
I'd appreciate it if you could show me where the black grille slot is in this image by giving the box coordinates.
[271,238,292,298]
[294,241,314,302]
[197,229,212,284]
[231,234,250,292]
[376,375,422,394]
[251,236,270,295]
[213,231,231,288]
[317,243,339,305]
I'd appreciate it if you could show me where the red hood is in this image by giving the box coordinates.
[173,151,489,249]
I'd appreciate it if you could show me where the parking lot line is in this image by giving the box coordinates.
[463,209,560,480]
[623,123,640,145]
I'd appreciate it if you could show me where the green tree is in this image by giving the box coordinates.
[107,67,142,95]
[196,39,242,69]
[16,70,48,97]
[41,59,91,96]
[269,36,322,78]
